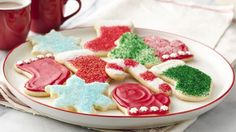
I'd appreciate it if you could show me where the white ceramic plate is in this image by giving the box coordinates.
[3,27,235,129]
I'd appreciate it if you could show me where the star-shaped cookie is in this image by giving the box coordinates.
[45,75,116,113]
[29,30,81,55]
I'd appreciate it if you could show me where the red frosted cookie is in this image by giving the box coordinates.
[112,83,170,116]
[144,35,193,62]
[55,49,109,83]
[84,21,133,56]
[15,54,71,97]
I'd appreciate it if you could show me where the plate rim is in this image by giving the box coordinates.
[3,27,235,118]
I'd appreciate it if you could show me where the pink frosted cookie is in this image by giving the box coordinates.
[55,49,109,83]
[84,21,133,56]
[144,35,193,62]
[112,83,170,116]
[15,54,71,97]
[105,58,172,95]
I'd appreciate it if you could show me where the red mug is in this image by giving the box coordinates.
[0,0,31,50]
[31,0,82,34]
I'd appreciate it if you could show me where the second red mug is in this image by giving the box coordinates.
[31,0,82,34]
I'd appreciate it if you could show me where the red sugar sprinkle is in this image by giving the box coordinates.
[70,56,109,83]
[159,83,172,92]
[124,59,138,67]
[140,71,157,81]
[107,63,124,71]
[85,26,131,52]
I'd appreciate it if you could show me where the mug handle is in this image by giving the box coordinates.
[62,0,82,23]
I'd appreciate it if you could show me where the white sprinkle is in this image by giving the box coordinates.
[129,107,138,113]
[37,55,44,58]
[178,51,186,55]
[150,106,159,112]
[45,53,53,58]
[160,105,168,111]
[162,54,169,59]
[24,59,31,64]
[186,51,191,55]
[170,53,177,58]
[31,58,38,61]
[16,60,24,65]
[139,106,148,112]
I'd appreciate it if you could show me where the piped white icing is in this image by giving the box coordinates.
[160,105,168,111]
[16,60,24,65]
[150,60,185,74]
[150,106,159,111]
[170,53,177,58]
[162,54,169,59]
[139,106,148,112]
[178,50,186,55]
[129,107,138,113]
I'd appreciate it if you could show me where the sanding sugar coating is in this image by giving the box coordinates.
[69,55,109,83]
[108,32,160,66]
[163,65,212,96]
[30,30,81,55]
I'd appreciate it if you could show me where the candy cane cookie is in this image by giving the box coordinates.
[15,54,71,97]
[150,60,213,102]
[105,59,172,95]
[112,83,170,116]
[55,49,110,83]
[84,20,133,56]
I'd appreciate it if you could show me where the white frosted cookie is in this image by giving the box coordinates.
[15,54,71,97]
[84,20,133,56]
[150,60,213,102]
[29,30,81,55]
[105,58,172,95]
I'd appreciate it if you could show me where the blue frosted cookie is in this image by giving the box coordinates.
[29,30,81,55]
[45,75,116,114]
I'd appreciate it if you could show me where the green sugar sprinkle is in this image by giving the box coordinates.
[163,65,212,97]
[108,32,160,66]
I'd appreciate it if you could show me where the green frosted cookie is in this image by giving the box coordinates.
[108,32,160,66]
[150,60,212,102]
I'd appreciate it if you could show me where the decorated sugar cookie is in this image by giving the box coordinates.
[29,30,81,55]
[112,83,170,116]
[84,20,133,56]
[108,32,160,67]
[15,54,71,97]
[55,49,109,83]
[150,60,212,102]
[45,75,116,114]
[106,59,172,95]
[144,35,193,62]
